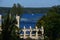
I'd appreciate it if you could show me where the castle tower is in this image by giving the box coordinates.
[0,15,2,34]
[16,15,20,28]
[41,26,44,40]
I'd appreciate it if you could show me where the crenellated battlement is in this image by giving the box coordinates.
[20,26,44,40]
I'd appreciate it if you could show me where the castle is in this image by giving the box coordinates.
[0,15,44,40]
[16,15,44,40]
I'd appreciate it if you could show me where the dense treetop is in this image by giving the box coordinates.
[0,7,50,13]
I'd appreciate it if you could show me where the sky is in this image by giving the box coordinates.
[0,0,60,7]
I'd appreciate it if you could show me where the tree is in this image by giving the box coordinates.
[10,3,23,16]
[17,3,23,15]
[36,5,60,40]
[10,3,23,38]
[1,3,23,40]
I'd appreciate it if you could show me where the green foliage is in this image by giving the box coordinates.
[2,11,18,40]
[0,7,50,13]
[1,3,23,40]
[26,37,33,40]
[10,3,23,16]
[37,5,60,40]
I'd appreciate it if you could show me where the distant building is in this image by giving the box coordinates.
[0,15,2,34]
